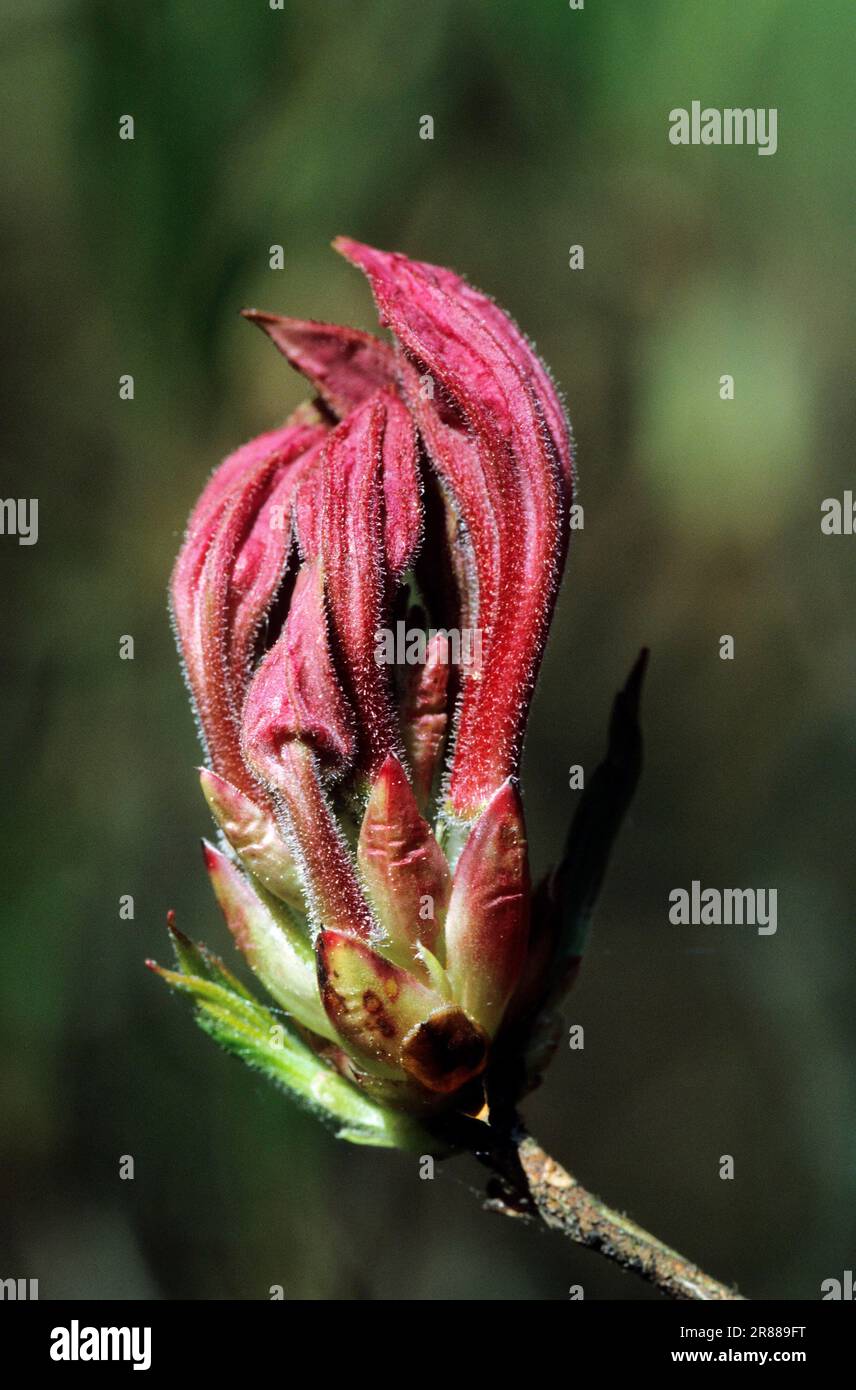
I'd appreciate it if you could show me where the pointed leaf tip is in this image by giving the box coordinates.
[203,837,335,1040]
[444,779,531,1036]
[357,753,450,967]
[619,646,649,719]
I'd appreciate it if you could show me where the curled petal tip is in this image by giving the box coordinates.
[170,409,326,798]
[332,235,380,268]
[242,307,397,417]
[242,560,355,780]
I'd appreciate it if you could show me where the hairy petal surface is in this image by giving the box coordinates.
[171,409,327,796]
[335,238,570,819]
[399,631,451,814]
[241,564,375,941]
[300,389,421,778]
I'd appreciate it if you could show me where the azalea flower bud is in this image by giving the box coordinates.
[153,239,602,1147]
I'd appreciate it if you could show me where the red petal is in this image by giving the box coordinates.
[335,239,570,819]
[171,410,326,796]
[241,576,376,942]
[178,409,321,562]
[378,385,422,579]
[241,559,354,778]
[249,741,377,944]
[303,390,420,778]
[225,439,324,692]
[396,258,574,504]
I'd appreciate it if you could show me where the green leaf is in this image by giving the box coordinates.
[148,929,430,1151]
[165,919,256,999]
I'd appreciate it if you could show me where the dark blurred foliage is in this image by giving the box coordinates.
[0,0,853,1299]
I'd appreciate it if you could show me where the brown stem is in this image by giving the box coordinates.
[449,1114,745,1301]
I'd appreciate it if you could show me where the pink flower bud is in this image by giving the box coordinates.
[158,240,580,1134]
[296,390,418,778]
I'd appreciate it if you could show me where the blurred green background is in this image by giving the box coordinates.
[1,0,854,1300]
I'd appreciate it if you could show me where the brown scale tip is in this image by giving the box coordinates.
[401,1007,489,1095]
[166,919,193,949]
